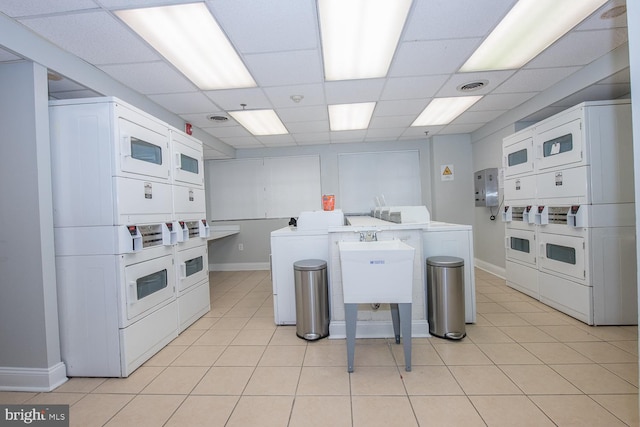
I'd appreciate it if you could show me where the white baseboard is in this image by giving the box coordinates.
[0,362,68,392]
[328,320,431,339]
[210,262,270,272]
[474,258,506,279]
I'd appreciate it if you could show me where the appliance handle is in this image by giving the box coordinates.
[180,263,186,279]
[121,135,132,157]
[175,152,182,169]
[128,280,138,304]
[539,243,545,258]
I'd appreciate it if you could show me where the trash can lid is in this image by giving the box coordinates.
[427,256,464,267]
[294,259,327,271]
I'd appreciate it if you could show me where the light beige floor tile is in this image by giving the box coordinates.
[476,302,511,314]
[410,396,485,427]
[164,395,238,427]
[168,328,205,346]
[499,326,557,343]
[402,365,464,395]
[477,343,542,364]
[143,345,187,367]
[500,364,581,394]
[70,394,134,427]
[476,294,493,303]
[610,340,639,356]
[465,325,515,343]
[169,345,225,366]
[591,394,639,427]
[391,343,444,366]
[104,395,185,427]
[296,366,350,395]
[486,292,531,303]
[482,313,531,326]
[352,396,418,427]
[349,343,397,367]
[243,366,300,395]
[470,395,556,426]
[566,341,637,363]
[516,312,573,326]
[230,328,275,345]
[52,377,105,394]
[93,367,165,394]
[225,396,293,427]
[576,325,638,341]
[304,342,348,366]
[25,392,85,405]
[531,395,627,427]
[214,345,265,366]
[499,301,546,313]
[537,325,602,342]
[253,306,275,317]
[472,313,493,326]
[602,363,639,386]
[224,306,259,318]
[193,329,239,346]
[191,366,254,395]
[269,327,307,345]
[244,316,278,330]
[432,343,493,365]
[349,366,406,395]
[186,316,218,330]
[141,366,208,394]
[259,345,306,366]
[289,396,352,427]
[208,316,250,330]
[449,365,522,395]
[550,364,638,394]
[0,391,37,404]
[520,342,593,364]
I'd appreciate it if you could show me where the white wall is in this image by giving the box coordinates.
[0,62,66,390]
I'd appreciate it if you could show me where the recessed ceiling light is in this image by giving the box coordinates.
[229,109,288,136]
[411,96,482,127]
[318,0,412,81]
[328,102,376,131]
[460,0,608,72]
[116,3,256,90]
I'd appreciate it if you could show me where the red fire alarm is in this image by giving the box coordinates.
[185,122,193,135]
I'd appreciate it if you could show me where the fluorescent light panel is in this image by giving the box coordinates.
[116,3,256,90]
[318,0,412,81]
[229,110,288,136]
[460,0,607,72]
[411,97,482,126]
[328,102,376,131]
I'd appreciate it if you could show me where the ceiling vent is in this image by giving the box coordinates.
[457,80,488,92]
[207,114,229,122]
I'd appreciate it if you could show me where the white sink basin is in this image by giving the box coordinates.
[338,240,415,304]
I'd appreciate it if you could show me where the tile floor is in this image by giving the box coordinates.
[1,269,638,426]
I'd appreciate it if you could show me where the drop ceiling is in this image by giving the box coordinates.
[0,0,631,156]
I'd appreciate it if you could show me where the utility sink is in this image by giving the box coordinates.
[338,240,415,304]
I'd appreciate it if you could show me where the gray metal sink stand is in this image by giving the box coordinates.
[345,303,412,373]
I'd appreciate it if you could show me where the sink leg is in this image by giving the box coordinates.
[345,303,357,373]
[399,303,412,372]
[390,303,400,344]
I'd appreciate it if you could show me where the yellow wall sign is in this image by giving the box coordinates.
[440,164,454,181]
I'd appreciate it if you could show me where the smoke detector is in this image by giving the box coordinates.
[457,80,488,92]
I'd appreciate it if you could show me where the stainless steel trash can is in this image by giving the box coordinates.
[294,259,329,340]
[426,256,466,340]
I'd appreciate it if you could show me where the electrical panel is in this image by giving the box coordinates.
[474,168,499,207]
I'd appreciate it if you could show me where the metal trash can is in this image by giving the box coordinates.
[294,259,329,340]
[426,256,466,340]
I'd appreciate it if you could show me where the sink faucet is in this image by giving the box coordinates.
[359,231,377,242]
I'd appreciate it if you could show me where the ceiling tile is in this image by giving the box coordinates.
[147,92,220,114]
[471,92,537,111]
[366,127,405,139]
[179,112,231,128]
[204,88,271,110]
[451,110,506,125]
[201,124,251,138]
[493,67,581,94]
[401,125,445,138]
[577,0,628,31]
[441,123,484,134]
[375,99,429,117]
[368,115,415,129]
[381,75,448,101]
[403,0,516,41]
[244,50,323,86]
[257,134,296,147]
[97,0,197,9]
[293,132,330,144]
[324,79,385,104]
[390,38,481,77]
[209,0,318,54]
[286,120,329,133]
[99,61,196,94]
[218,136,263,148]
[526,28,628,69]
[277,105,328,123]
[19,11,160,65]
[0,0,98,17]
[330,130,366,143]
[264,83,325,108]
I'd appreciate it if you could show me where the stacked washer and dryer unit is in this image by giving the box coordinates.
[50,97,210,377]
[502,100,636,325]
